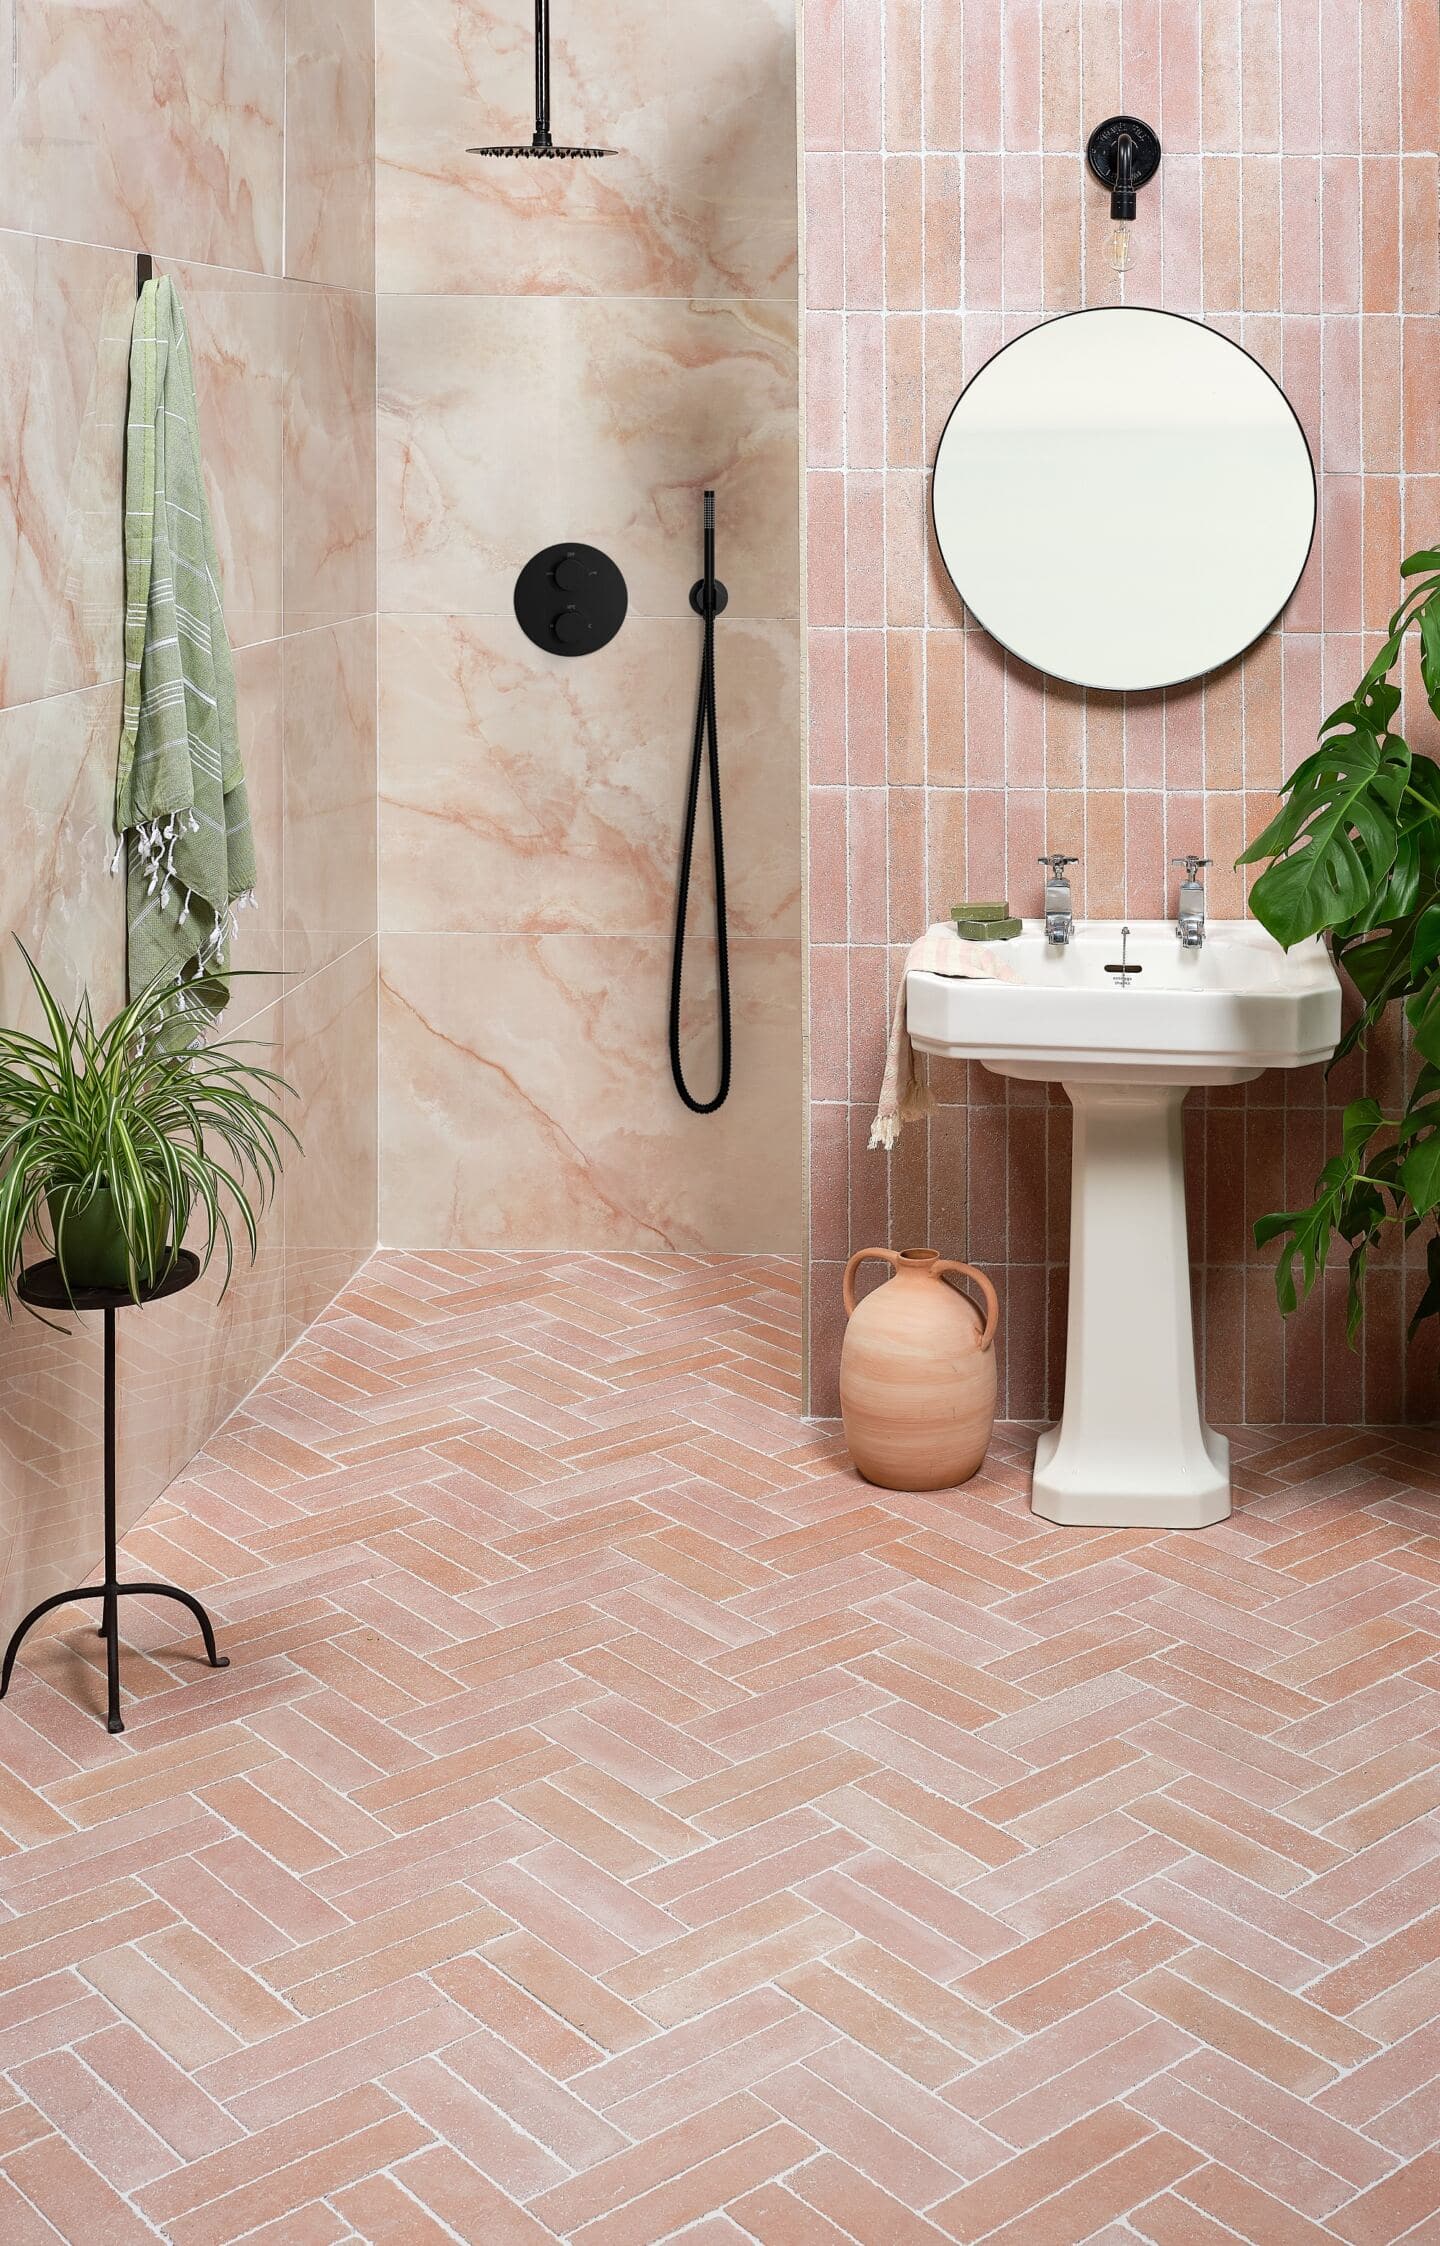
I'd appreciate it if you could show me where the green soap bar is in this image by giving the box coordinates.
[953,915,1021,941]
[950,900,1010,921]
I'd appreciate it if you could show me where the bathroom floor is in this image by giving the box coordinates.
[1,1254,1438,2244]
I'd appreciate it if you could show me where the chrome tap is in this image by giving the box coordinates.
[1174,854,1211,947]
[1039,853,1079,946]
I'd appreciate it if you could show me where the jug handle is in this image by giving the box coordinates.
[934,1260,999,1352]
[842,1248,899,1316]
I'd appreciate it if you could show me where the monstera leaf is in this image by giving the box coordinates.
[1239,730,1408,947]
[1240,548,1440,1343]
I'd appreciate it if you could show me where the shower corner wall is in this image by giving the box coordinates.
[0,0,380,1639]
[374,0,804,1258]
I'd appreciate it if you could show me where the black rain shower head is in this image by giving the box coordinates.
[467,0,615,159]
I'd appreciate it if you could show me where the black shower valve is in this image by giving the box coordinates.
[514,541,627,657]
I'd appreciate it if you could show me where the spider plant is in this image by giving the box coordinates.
[0,944,298,1309]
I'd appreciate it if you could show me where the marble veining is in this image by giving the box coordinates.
[377,0,797,298]
[285,0,377,290]
[283,616,380,978]
[283,941,380,1341]
[0,233,131,709]
[380,610,800,940]
[380,934,802,1251]
[284,283,378,634]
[171,259,287,650]
[378,294,799,620]
[0,0,285,273]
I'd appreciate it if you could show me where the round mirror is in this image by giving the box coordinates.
[931,308,1316,693]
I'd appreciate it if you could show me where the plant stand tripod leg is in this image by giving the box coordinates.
[101,1309,123,1735]
[0,1587,105,1698]
[121,1583,229,1669]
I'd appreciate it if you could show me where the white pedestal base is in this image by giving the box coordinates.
[1032,1081,1231,1531]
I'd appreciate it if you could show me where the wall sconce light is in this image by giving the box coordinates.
[1086,115,1162,273]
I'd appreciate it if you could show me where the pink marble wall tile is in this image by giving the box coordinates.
[380,933,801,1250]
[283,616,379,978]
[229,638,285,988]
[286,0,376,290]
[378,611,798,940]
[0,684,125,1028]
[283,283,377,634]
[283,942,379,1341]
[0,237,130,711]
[0,0,284,272]
[377,0,797,298]
[172,261,286,650]
[378,294,797,622]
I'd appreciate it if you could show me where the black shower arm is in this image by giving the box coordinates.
[534,0,552,147]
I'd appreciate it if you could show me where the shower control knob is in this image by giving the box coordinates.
[514,541,627,658]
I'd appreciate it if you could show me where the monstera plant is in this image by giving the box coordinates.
[1239,548,1440,1340]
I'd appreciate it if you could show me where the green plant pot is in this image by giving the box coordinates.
[47,1185,163,1294]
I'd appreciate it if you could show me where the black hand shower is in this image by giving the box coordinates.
[467,0,615,158]
[668,492,731,1114]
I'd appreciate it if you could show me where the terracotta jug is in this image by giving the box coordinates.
[840,1247,998,1492]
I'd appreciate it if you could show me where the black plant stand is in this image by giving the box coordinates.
[0,1251,228,1734]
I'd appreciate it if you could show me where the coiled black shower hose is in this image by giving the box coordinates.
[668,492,731,1113]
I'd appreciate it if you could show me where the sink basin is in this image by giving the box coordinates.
[908,919,1342,1531]
[906,918,1341,1087]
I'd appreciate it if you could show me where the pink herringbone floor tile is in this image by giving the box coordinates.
[0,1252,1437,2240]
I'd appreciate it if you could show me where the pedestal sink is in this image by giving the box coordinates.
[907,919,1342,1529]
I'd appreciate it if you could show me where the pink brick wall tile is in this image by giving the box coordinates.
[805,0,844,153]
[846,630,886,785]
[802,0,1426,1421]
[1361,156,1401,310]
[884,0,923,153]
[1002,153,1044,310]
[885,631,924,783]
[808,629,846,785]
[842,0,883,150]
[1401,0,1440,150]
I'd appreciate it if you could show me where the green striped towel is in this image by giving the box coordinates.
[115,275,254,1034]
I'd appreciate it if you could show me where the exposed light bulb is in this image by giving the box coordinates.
[1108,221,1133,273]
